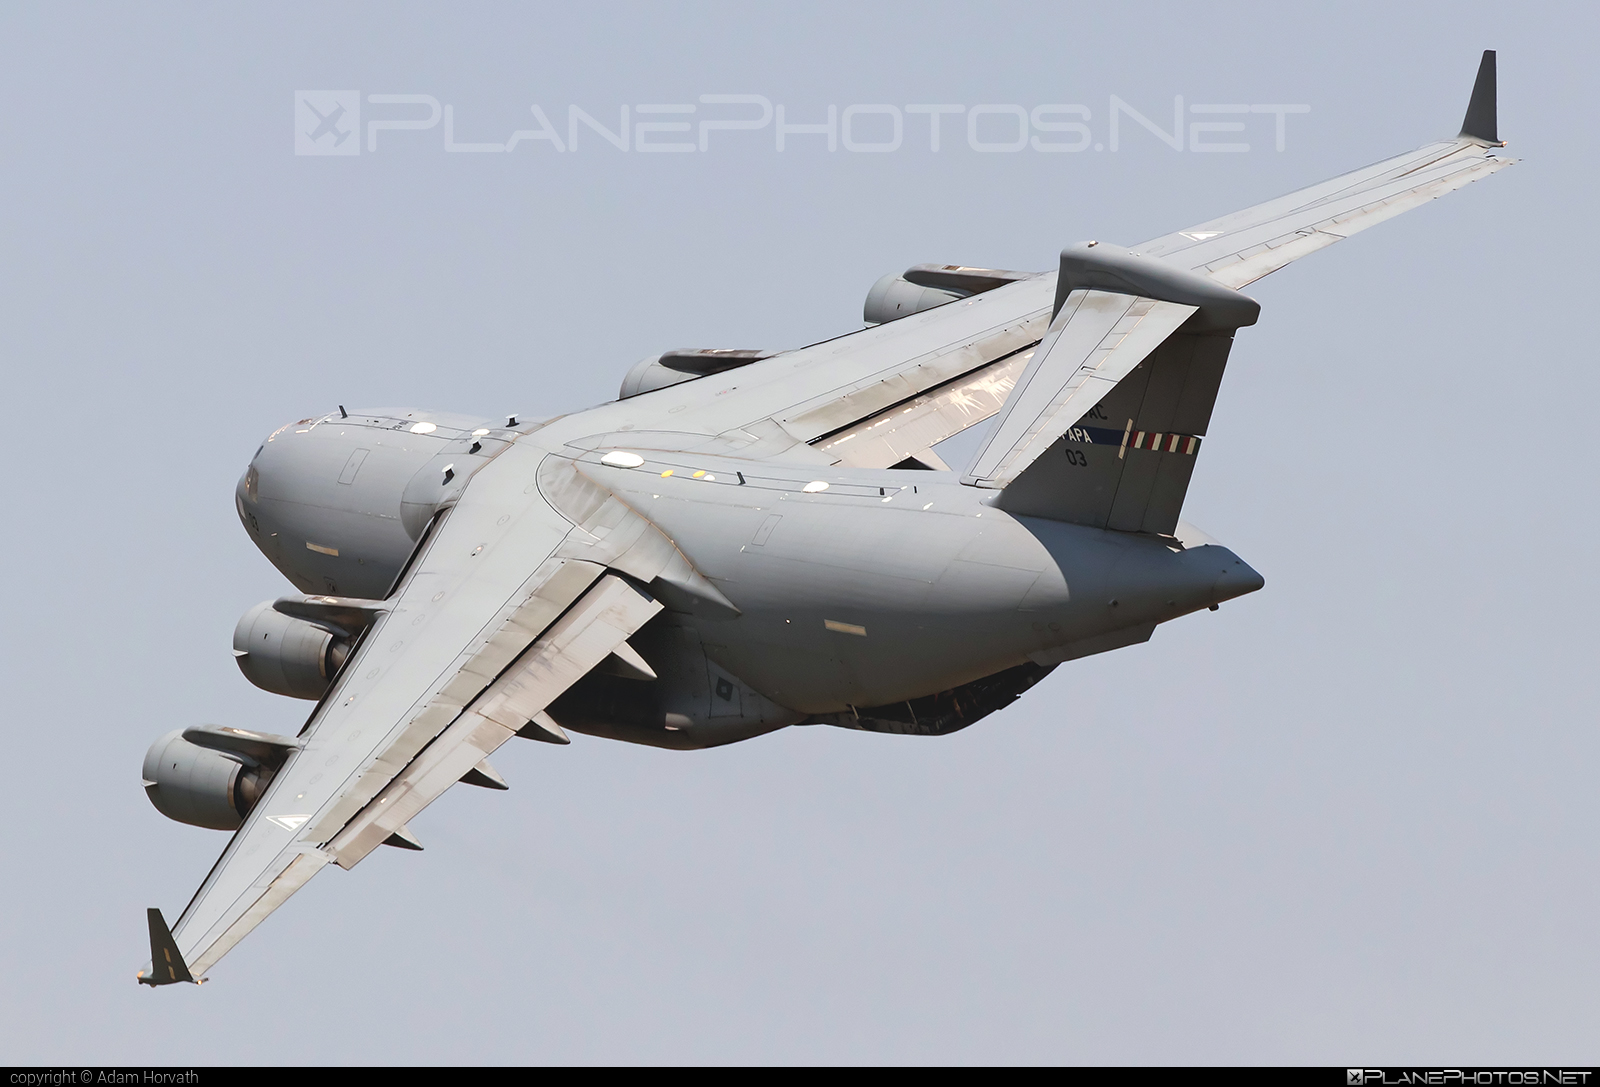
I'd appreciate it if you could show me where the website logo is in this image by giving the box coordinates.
[295,90,361,156]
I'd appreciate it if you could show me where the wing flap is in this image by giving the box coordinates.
[634,275,1057,461]
[778,317,1048,446]
[304,556,606,844]
[188,849,327,977]
[326,573,662,867]
[815,349,1033,469]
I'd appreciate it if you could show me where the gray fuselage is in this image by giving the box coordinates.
[238,406,1262,737]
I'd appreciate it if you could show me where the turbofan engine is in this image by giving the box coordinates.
[233,600,351,700]
[232,595,386,700]
[143,727,299,831]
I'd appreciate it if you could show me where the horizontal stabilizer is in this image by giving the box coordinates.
[137,908,194,987]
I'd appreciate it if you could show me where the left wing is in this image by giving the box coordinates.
[613,274,1059,466]
[650,52,1512,466]
[1134,52,1510,289]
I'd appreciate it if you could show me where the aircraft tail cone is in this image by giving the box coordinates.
[1212,556,1266,605]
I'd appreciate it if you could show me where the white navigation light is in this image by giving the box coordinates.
[802,481,829,493]
[601,451,645,468]
[409,421,438,434]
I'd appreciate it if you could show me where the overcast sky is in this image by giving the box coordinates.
[1,1,1594,1065]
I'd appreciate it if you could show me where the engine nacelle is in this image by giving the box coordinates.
[143,731,270,831]
[619,355,698,399]
[864,263,1033,325]
[233,600,351,700]
[619,349,776,400]
[863,274,965,325]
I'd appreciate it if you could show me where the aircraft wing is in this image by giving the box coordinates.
[144,438,670,982]
[1133,49,1513,288]
[651,53,1511,466]
[1132,135,1513,290]
[649,275,1059,467]
[641,114,1512,467]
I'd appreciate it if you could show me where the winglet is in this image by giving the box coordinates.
[136,908,195,987]
[1459,50,1500,144]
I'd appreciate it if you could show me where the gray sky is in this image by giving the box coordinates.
[1,0,1594,1065]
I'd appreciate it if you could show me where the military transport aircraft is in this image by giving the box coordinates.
[138,53,1512,985]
